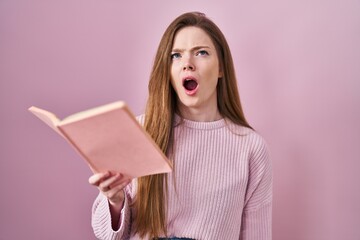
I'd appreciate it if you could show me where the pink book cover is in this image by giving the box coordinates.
[29,101,172,178]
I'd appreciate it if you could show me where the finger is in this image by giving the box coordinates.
[106,185,125,200]
[107,180,130,200]
[98,173,122,192]
[88,171,110,186]
[109,177,131,189]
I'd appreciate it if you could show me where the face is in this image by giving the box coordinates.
[170,26,222,116]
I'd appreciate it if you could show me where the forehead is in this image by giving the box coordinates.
[172,26,215,49]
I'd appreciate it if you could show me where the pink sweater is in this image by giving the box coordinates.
[92,116,272,240]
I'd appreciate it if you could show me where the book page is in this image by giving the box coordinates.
[28,106,64,136]
[29,101,172,178]
[58,103,172,177]
[61,101,126,125]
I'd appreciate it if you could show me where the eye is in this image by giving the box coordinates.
[196,50,209,56]
[171,52,181,60]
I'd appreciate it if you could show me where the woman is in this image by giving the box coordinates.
[90,12,272,240]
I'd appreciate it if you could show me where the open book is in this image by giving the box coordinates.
[28,101,172,178]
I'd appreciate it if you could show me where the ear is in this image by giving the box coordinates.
[218,68,223,78]
[218,61,224,78]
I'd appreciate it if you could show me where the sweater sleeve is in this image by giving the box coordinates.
[240,134,273,240]
[91,183,133,240]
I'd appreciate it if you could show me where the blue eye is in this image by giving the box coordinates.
[197,50,209,56]
[171,53,181,59]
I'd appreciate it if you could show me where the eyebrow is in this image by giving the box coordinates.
[171,45,211,52]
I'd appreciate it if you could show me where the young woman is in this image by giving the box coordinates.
[89,12,272,240]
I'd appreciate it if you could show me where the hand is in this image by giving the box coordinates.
[89,171,131,207]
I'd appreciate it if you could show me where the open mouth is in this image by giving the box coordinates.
[183,78,198,91]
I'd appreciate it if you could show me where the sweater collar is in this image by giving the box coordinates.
[174,114,226,130]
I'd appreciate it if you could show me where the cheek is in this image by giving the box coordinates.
[170,65,176,81]
[211,79,219,91]
[170,76,179,93]
[170,62,179,76]
[207,68,220,86]
[170,66,181,89]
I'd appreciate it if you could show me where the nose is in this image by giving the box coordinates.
[183,57,195,71]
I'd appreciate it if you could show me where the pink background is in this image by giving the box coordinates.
[1,0,359,239]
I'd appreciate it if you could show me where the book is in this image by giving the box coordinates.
[28,101,172,178]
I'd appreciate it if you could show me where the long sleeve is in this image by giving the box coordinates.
[240,135,273,240]
[89,117,273,239]
[91,184,133,240]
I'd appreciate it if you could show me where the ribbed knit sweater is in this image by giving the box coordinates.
[92,115,272,240]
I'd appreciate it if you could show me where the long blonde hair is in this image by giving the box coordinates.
[133,12,252,238]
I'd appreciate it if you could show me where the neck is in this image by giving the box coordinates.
[177,105,222,122]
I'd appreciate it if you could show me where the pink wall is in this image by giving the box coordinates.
[1,0,359,239]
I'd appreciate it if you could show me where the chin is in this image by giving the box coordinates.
[179,99,200,109]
